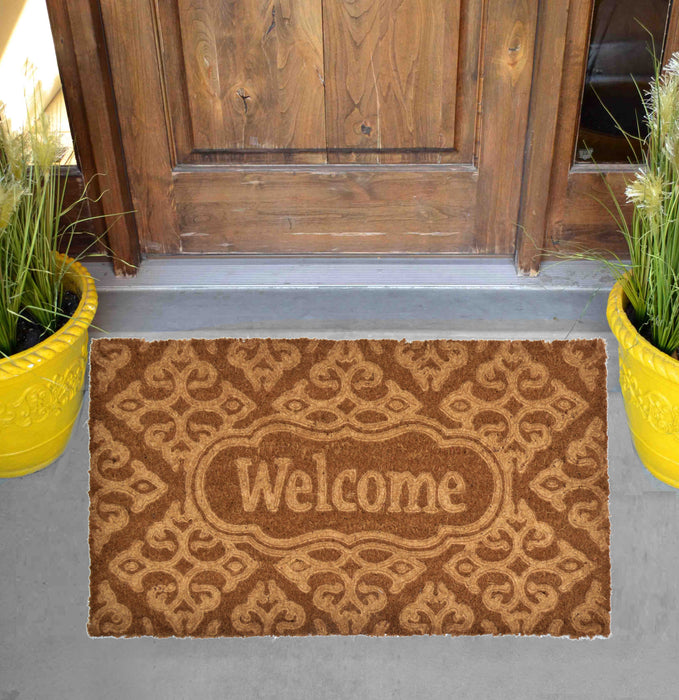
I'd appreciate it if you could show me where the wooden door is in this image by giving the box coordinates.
[96,0,538,256]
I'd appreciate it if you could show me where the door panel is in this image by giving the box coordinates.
[100,0,537,255]
[164,0,471,165]
[323,0,460,163]
[177,0,326,155]
[99,0,176,254]
[174,166,478,253]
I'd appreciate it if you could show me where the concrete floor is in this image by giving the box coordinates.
[2,264,678,699]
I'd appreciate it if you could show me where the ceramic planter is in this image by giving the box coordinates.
[0,255,98,477]
[607,280,679,487]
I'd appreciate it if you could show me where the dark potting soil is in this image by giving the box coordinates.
[624,302,651,342]
[13,290,80,354]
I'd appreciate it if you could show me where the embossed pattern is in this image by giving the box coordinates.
[0,344,87,430]
[89,338,610,638]
[619,364,679,438]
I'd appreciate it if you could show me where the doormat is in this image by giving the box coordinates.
[88,338,610,638]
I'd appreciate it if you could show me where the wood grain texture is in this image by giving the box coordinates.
[546,168,632,256]
[323,0,460,163]
[541,0,594,257]
[177,0,326,160]
[78,0,553,257]
[515,1,570,275]
[94,0,493,255]
[99,0,179,254]
[57,169,105,258]
[154,0,194,163]
[474,0,538,254]
[159,0,481,166]
[47,0,139,275]
[173,166,479,253]
[454,0,484,163]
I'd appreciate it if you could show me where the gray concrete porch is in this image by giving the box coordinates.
[1,258,677,699]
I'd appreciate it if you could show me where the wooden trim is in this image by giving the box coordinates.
[54,167,99,258]
[540,0,596,258]
[514,1,570,275]
[457,0,485,164]
[549,170,631,252]
[538,0,679,264]
[99,0,179,254]
[474,0,539,255]
[47,0,140,276]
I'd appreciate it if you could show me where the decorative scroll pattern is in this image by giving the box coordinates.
[529,418,609,550]
[225,340,301,392]
[276,542,426,635]
[444,500,596,635]
[399,582,474,634]
[90,421,168,553]
[562,342,602,392]
[90,340,131,395]
[109,502,258,635]
[88,581,132,636]
[0,343,86,431]
[394,340,468,391]
[619,363,679,438]
[231,581,306,636]
[271,341,424,430]
[440,342,589,472]
[106,342,255,470]
[571,580,608,636]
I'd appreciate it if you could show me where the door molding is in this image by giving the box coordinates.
[47,0,140,275]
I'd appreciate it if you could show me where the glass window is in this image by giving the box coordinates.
[576,0,671,163]
[0,0,75,165]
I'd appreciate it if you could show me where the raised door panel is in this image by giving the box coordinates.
[178,0,326,154]
[161,0,471,165]
[323,0,461,163]
[160,0,326,163]
[174,167,479,253]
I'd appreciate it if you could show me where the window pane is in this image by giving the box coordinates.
[575,0,671,163]
[0,0,75,165]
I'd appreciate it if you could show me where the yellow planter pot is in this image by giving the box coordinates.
[0,256,98,477]
[607,280,679,488]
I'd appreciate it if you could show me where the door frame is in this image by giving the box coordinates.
[515,0,679,274]
[47,0,140,275]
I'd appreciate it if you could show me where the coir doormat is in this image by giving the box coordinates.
[88,338,610,638]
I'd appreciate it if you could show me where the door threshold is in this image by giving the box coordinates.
[86,257,616,292]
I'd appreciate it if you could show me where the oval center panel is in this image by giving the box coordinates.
[193,426,503,546]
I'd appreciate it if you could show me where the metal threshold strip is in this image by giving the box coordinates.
[86,257,617,292]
